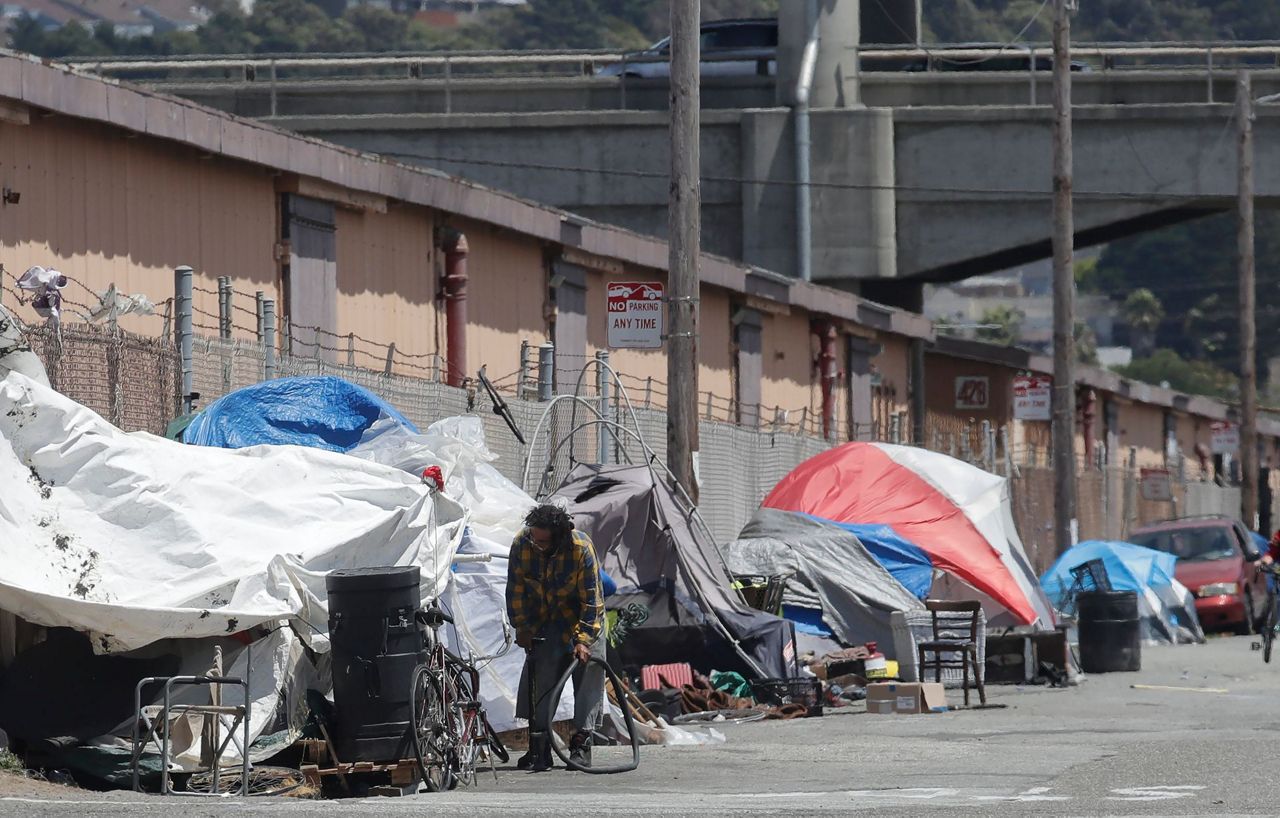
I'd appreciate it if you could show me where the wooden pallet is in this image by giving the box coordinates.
[299,757,419,787]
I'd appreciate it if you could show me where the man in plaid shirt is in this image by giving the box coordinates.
[506,503,605,771]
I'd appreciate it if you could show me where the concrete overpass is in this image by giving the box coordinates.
[75,40,1280,307]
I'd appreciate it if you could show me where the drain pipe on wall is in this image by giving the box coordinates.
[441,231,469,388]
[793,0,820,283]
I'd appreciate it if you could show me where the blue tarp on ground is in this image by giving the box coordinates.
[183,376,416,452]
[800,515,934,599]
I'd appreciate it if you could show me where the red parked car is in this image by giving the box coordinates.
[1127,516,1266,634]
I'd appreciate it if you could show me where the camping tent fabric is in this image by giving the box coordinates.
[552,463,795,680]
[184,376,417,451]
[726,509,925,654]
[764,442,1054,628]
[1041,540,1205,645]
[799,517,933,599]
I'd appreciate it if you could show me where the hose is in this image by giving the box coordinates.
[543,655,640,775]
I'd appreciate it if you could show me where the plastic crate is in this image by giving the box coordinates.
[751,677,824,717]
[891,609,986,689]
[732,573,788,614]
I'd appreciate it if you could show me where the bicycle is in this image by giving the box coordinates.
[409,468,511,791]
[409,556,511,792]
[1254,563,1280,664]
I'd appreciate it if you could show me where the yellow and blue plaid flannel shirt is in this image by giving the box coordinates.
[506,527,604,647]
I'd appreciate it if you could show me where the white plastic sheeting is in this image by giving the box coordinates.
[0,372,468,654]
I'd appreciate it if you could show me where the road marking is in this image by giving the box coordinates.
[973,786,1071,802]
[724,788,959,801]
[1107,785,1206,801]
[1130,684,1228,694]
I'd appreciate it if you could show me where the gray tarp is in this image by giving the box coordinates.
[553,464,795,680]
[726,509,925,652]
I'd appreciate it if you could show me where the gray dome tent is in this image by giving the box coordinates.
[551,463,796,681]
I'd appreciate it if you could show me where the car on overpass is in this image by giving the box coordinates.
[596,19,1090,78]
[1126,515,1266,634]
[597,18,777,78]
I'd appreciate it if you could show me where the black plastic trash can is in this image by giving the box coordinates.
[1077,589,1141,673]
[327,565,426,763]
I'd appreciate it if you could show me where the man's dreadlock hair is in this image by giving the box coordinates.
[524,503,575,549]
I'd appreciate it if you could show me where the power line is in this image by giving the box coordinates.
[385,150,1242,203]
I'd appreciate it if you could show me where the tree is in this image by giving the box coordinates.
[1121,288,1164,358]
[976,305,1023,346]
[1076,322,1099,366]
[1116,349,1238,399]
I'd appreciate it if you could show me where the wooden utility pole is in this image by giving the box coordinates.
[668,0,701,500]
[1238,70,1259,530]
[1051,0,1077,552]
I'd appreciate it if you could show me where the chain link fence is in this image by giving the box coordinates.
[19,320,1258,558]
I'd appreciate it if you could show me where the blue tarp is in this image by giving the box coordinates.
[802,515,934,599]
[781,604,836,637]
[184,376,417,452]
[1040,540,1179,607]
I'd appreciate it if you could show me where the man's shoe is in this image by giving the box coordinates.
[522,735,554,772]
[567,730,592,769]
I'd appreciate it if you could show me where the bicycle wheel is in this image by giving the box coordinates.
[410,664,456,792]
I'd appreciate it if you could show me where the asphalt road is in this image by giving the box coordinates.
[2,634,1275,816]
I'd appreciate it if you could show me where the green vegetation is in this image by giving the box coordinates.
[0,750,23,775]
[1115,349,1239,400]
[13,0,1280,59]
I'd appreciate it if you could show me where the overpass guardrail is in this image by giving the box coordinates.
[63,41,1280,114]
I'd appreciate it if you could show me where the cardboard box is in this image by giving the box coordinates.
[866,682,948,714]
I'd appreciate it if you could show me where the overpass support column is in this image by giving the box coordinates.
[910,338,925,446]
[778,0,860,109]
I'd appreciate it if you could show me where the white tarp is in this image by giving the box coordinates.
[0,372,468,653]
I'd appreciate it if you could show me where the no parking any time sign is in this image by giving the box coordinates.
[607,281,664,349]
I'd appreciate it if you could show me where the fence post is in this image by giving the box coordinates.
[174,266,194,415]
[644,377,653,409]
[162,297,172,344]
[1121,447,1138,537]
[596,350,610,464]
[706,392,714,421]
[980,420,992,470]
[518,339,530,400]
[217,276,231,340]
[537,342,554,401]
[890,414,900,445]
[262,299,277,379]
[282,317,292,357]
[384,342,396,377]
[347,333,355,367]
[255,291,265,342]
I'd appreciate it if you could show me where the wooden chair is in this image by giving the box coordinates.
[916,600,986,707]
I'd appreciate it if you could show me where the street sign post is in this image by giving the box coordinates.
[607,281,664,349]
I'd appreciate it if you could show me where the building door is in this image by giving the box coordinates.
[732,306,762,427]
[552,259,588,393]
[282,194,337,361]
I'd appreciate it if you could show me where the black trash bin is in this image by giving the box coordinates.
[1077,589,1141,673]
[326,565,426,763]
